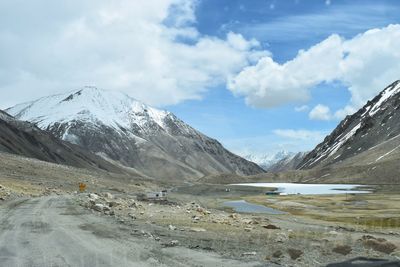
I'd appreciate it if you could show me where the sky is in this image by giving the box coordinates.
[1,0,400,157]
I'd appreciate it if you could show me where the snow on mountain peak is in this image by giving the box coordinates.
[368,80,400,116]
[243,150,294,165]
[7,87,171,131]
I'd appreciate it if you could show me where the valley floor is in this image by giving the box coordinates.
[1,153,399,267]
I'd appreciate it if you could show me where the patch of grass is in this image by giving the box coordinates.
[244,193,400,229]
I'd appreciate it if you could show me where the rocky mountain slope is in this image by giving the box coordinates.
[298,80,400,170]
[0,110,125,173]
[7,87,264,180]
[267,152,307,172]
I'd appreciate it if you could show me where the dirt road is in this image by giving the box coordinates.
[0,196,265,267]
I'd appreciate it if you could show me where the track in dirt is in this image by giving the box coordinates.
[0,196,264,267]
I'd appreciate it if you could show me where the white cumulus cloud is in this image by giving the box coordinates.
[228,24,400,118]
[309,104,332,121]
[0,0,268,108]
[294,105,309,112]
[273,129,326,141]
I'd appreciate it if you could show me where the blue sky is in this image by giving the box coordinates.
[168,0,400,155]
[1,0,400,157]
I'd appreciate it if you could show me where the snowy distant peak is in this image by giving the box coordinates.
[243,150,295,167]
[243,150,308,172]
[7,87,172,132]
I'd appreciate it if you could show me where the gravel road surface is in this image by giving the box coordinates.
[0,196,264,267]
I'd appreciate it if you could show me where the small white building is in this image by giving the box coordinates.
[146,190,167,200]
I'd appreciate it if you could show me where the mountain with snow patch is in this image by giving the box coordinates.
[298,80,400,170]
[0,109,124,173]
[244,151,307,172]
[7,87,264,181]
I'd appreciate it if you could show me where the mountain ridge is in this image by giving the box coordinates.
[243,150,307,171]
[298,80,400,169]
[8,87,265,181]
[0,109,127,174]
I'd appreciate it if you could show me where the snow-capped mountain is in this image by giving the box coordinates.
[244,151,307,172]
[243,151,294,170]
[267,151,308,172]
[0,109,123,173]
[299,80,400,169]
[7,87,264,181]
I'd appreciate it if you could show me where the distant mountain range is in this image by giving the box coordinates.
[222,80,400,185]
[7,87,264,181]
[243,151,307,172]
[4,80,400,185]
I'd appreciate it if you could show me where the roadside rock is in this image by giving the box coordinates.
[287,248,303,260]
[361,235,397,254]
[229,213,239,220]
[163,240,179,247]
[241,252,257,257]
[242,219,254,224]
[104,192,114,199]
[263,224,280,230]
[93,203,105,212]
[332,245,352,255]
[272,250,283,258]
[107,201,120,207]
[189,227,206,232]
[88,193,99,200]
[275,232,289,243]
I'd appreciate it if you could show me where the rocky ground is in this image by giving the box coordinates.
[1,152,399,266]
[76,188,400,267]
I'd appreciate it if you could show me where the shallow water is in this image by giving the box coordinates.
[223,200,286,214]
[231,183,372,195]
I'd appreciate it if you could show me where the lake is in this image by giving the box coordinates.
[231,183,372,195]
[223,200,286,214]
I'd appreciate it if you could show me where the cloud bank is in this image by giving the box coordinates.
[229,24,400,118]
[0,0,267,108]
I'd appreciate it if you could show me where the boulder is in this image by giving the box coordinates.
[361,235,397,254]
[103,206,111,212]
[189,227,206,232]
[263,224,280,229]
[229,213,239,219]
[275,232,289,243]
[88,193,99,200]
[163,240,179,247]
[287,248,303,260]
[242,219,254,224]
[93,203,105,212]
[272,250,283,258]
[332,245,352,255]
[241,252,257,257]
